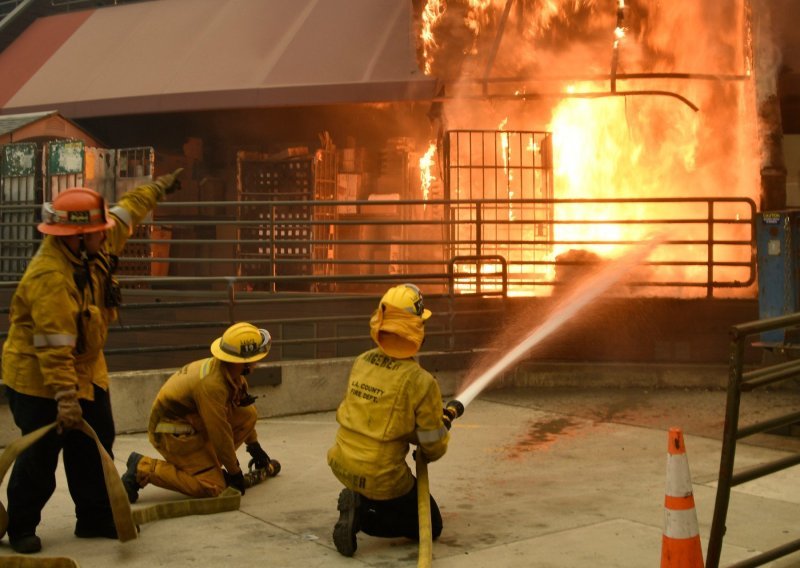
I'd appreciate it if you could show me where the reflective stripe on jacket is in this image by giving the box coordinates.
[1,182,164,399]
[327,347,449,500]
[147,357,252,475]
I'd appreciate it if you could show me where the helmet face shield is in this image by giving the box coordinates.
[211,323,271,363]
[370,283,430,358]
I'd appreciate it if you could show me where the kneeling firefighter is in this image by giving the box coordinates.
[121,322,280,502]
[327,283,452,557]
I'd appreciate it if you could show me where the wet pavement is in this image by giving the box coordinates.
[1,386,800,567]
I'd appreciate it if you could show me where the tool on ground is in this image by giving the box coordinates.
[244,458,281,487]
[244,441,280,487]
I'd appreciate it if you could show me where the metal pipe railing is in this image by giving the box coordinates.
[0,196,758,296]
[706,312,800,568]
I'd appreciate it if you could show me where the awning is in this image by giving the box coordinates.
[0,0,437,119]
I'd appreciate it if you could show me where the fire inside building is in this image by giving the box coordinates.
[1,0,797,370]
[2,1,800,566]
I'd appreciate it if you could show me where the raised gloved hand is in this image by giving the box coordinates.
[55,388,82,432]
[154,168,183,196]
[224,469,246,495]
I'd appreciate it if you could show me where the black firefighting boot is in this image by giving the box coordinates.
[10,534,42,554]
[333,488,361,557]
[121,451,144,504]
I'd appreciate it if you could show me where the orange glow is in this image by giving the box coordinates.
[426,0,758,298]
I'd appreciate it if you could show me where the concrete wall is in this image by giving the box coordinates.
[0,352,466,447]
[0,350,730,447]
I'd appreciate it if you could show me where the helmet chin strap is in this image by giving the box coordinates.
[78,235,95,299]
[78,234,88,261]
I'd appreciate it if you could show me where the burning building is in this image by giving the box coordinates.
[0,0,797,302]
[416,0,768,298]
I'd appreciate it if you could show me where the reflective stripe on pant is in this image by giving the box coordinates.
[6,385,116,538]
[140,405,257,498]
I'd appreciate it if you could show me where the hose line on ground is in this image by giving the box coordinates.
[416,453,432,568]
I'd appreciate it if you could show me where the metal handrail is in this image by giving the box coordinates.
[706,312,800,568]
[0,196,757,296]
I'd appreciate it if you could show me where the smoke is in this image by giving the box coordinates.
[750,0,782,104]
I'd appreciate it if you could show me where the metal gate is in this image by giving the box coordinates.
[0,141,155,280]
[0,143,39,280]
[443,129,554,294]
[235,149,333,292]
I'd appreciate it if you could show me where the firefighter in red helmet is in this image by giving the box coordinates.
[1,170,182,554]
[327,283,450,557]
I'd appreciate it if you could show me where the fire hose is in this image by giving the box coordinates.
[0,420,265,566]
[244,456,281,487]
[416,400,464,568]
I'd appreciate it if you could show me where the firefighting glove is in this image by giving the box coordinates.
[246,442,271,470]
[442,409,454,431]
[224,469,246,495]
[154,168,183,196]
[55,388,82,432]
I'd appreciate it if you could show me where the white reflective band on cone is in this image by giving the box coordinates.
[665,454,693,495]
[663,507,699,539]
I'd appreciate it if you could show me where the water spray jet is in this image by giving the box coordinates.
[453,235,665,410]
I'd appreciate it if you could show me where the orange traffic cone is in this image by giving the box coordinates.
[661,427,704,568]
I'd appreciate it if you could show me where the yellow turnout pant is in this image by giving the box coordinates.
[138,406,257,498]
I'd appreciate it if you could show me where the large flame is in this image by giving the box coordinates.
[419,142,437,206]
[421,0,447,75]
[422,0,760,298]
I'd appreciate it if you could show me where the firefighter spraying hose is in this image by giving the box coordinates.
[413,237,662,566]
[327,284,452,561]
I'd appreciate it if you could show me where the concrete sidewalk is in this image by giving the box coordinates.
[1,388,800,567]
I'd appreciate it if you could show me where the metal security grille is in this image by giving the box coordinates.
[443,129,554,293]
[0,143,39,280]
[235,151,316,292]
[114,147,155,279]
[312,145,338,289]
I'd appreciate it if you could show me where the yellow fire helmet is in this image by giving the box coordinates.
[211,322,271,363]
[370,284,431,359]
[379,283,432,321]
